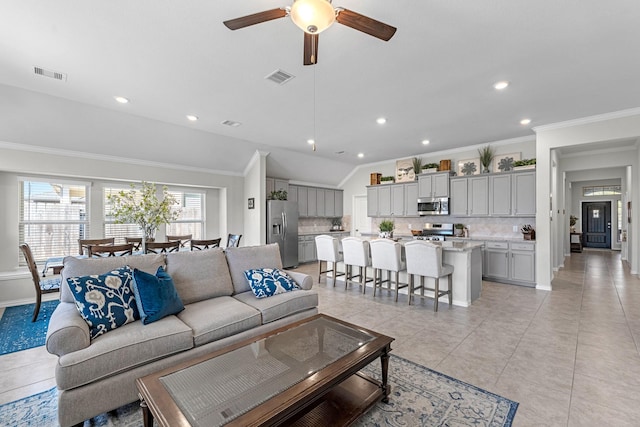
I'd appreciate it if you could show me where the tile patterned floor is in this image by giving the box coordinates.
[1,250,639,426]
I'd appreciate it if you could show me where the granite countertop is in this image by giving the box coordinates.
[359,236,483,252]
[299,230,349,236]
[448,236,536,243]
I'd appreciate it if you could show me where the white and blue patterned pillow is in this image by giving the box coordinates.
[67,266,139,339]
[244,268,299,299]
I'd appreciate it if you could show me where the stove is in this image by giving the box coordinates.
[413,223,454,241]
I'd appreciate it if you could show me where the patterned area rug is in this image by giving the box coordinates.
[0,355,517,427]
[0,300,59,355]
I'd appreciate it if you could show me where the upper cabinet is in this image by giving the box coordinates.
[404,183,419,217]
[450,170,536,217]
[367,182,420,217]
[288,183,343,218]
[418,172,450,198]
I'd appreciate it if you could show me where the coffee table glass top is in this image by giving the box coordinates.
[159,316,375,427]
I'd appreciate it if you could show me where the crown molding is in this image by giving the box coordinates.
[533,107,640,132]
[243,150,270,177]
[0,141,244,177]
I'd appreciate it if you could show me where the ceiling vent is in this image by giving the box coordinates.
[265,69,295,85]
[221,120,241,127]
[34,66,67,82]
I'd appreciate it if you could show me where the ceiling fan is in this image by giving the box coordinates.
[223,0,397,65]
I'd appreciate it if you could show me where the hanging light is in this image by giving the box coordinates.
[290,0,336,34]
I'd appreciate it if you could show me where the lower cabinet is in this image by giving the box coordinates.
[483,241,535,286]
[298,233,349,264]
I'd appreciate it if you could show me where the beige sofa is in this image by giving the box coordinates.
[46,243,318,427]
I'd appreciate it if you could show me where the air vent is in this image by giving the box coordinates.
[34,66,67,82]
[265,69,295,85]
[221,120,241,127]
[335,151,345,155]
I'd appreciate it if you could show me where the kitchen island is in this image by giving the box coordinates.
[332,237,483,307]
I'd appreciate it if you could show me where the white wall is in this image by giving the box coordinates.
[243,151,268,246]
[536,111,640,289]
[0,144,245,305]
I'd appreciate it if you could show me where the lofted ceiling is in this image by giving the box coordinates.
[1,1,640,186]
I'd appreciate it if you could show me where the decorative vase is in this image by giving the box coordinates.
[570,226,576,233]
[379,231,393,239]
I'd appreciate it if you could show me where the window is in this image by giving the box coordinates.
[103,186,204,241]
[582,185,621,196]
[19,179,90,262]
[166,190,204,239]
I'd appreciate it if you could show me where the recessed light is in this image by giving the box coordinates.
[186,115,198,121]
[114,96,129,104]
[422,139,430,145]
[307,139,315,145]
[520,118,531,125]
[376,117,386,125]
[358,153,364,158]
[493,81,509,90]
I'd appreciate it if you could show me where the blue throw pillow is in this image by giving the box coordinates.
[244,268,299,299]
[67,266,139,340]
[131,266,184,325]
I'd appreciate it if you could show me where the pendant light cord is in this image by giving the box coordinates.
[312,65,317,152]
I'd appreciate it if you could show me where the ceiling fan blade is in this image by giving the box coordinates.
[303,32,319,65]
[223,8,287,30]
[335,9,397,41]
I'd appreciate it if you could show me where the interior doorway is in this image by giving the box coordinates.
[582,201,612,249]
[353,195,370,237]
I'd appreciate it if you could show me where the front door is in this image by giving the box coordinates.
[582,201,611,249]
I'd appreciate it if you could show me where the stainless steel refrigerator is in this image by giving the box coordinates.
[266,200,299,268]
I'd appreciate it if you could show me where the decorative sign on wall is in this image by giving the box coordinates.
[395,158,415,182]
[457,158,480,176]
[493,152,521,172]
[248,197,255,209]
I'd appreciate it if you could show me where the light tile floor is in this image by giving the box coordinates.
[1,250,639,426]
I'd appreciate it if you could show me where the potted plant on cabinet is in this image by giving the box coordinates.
[412,157,423,178]
[569,215,578,233]
[513,158,537,170]
[521,224,536,240]
[422,163,439,173]
[454,223,465,237]
[478,145,495,173]
[380,176,395,184]
[378,219,395,239]
[107,181,180,250]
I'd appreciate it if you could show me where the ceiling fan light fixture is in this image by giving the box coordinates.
[290,0,336,34]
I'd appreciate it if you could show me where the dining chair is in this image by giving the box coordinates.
[19,243,61,322]
[226,234,242,248]
[314,235,344,286]
[88,243,134,257]
[78,238,115,255]
[341,237,372,293]
[124,237,144,251]
[190,238,222,250]
[369,239,408,302]
[404,240,453,310]
[145,240,181,254]
[166,234,192,249]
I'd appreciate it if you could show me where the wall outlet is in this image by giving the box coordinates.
[513,225,518,232]
[407,223,412,229]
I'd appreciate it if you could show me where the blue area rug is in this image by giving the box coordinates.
[0,354,518,426]
[0,300,59,355]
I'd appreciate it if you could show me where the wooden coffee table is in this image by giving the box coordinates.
[136,314,394,427]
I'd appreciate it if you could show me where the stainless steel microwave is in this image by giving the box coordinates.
[417,197,449,216]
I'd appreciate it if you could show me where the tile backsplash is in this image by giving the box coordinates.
[371,216,535,239]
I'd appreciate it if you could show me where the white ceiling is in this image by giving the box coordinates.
[1,0,640,185]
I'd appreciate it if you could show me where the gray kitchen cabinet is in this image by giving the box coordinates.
[316,189,325,217]
[418,172,449,198]
[404,182,418,216]
[377,185,392,216]
[367,187,378,217]
[510,242,536,283]
[391,184,405,216]
[512,171,536,216]
[484,241,509,279]
[266,178,274,198]
[489,174,512,216]
[334,190,344,217]
[324,189,335,217]
[298,237,305,263]
[307,188,317,217]
[274,179,289,193]
[450,178,469,216]
[288,185,298,203]
[297,186,308,216]
[298,235,318,263]
[469,176,489,216]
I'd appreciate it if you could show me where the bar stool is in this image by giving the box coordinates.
[404,240,453,311]
[369,239,407,302]
[341,237,373,293]
[315,235,344,286]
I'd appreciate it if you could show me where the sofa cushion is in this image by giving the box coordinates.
[166,248,234,305]
[61,254,165,303]
[132,266,185,325]
[233,290,319,324]
[225,244,283,294]
[177,297,261,347]
[244,268,299,298]
[67,266,139,340]
[56,315,193,390]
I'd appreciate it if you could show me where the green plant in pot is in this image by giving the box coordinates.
[454,223,465,237]
[569,215,578,232]
[378,219,395,239]
[478,145,495,173]
[412,157,423,178]
[269,190,288,200]
[380,176,395,184]
[422,163,439,172]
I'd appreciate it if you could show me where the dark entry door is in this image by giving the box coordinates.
[582,202,611,248]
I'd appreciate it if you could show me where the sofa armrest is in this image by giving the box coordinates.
[284,270,313,290]
[46,302,90,357]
